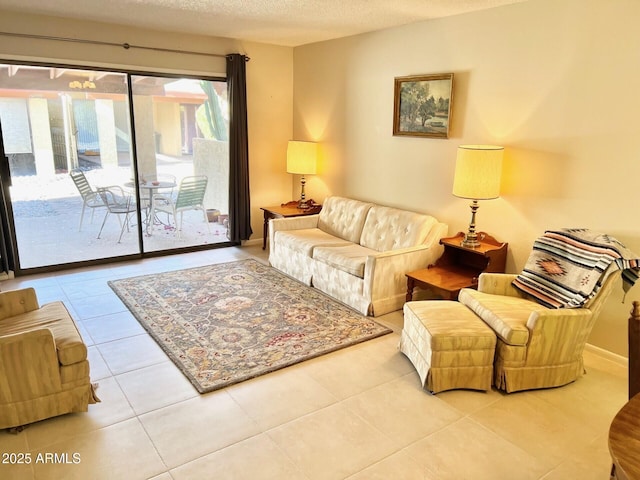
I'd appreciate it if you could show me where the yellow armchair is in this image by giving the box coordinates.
[0,288,99,430]
[459,270,620,392]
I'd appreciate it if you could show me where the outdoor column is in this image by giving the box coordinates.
[132,95,157,179]
[95,99,118,169]
[27,98,55,177]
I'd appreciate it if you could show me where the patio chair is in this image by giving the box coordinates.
[70,169,105,231]
[150,175,209,238]
[96,186,137,243]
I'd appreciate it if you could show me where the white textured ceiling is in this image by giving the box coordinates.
[0,0,527,47]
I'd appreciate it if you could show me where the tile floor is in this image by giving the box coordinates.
[0,245,628,480]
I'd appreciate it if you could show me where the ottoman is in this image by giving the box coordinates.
[400,301,497,393]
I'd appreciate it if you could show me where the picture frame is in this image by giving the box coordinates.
[393,73,454,139]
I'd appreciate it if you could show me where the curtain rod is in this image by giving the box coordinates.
[0,31,249,60]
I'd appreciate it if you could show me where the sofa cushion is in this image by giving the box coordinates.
[275,229,351,256]
[318,196,373,244]
[0,302,87,365]
[313,243,378,278]
[360,205,437,252]
[458,288,548,346]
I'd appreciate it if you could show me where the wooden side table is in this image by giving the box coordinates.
[405,232,508,301]
[609,301,640,480]
[260,203,322,250]
[609,393,640,480]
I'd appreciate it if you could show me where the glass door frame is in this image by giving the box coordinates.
[0,59,236,276]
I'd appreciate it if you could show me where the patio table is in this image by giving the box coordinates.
[124,180,177,234]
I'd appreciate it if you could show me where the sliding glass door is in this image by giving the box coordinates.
[0,63,230,272]
[130,74,230,253]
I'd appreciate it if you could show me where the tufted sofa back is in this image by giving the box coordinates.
[360,205,438,252]
[318,196,374,243]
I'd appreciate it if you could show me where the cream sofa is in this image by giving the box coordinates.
[269,196,447,316]
[0,288,99,429]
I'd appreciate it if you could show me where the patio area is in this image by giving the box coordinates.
[10,163,231,270]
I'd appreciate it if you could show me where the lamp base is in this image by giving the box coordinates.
[460,232,481,249]
[460,199,481,249]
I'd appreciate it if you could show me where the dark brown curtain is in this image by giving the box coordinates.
[226,53,252,241]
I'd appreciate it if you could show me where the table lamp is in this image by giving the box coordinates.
[287,140,317,209]
[452,145,504,248]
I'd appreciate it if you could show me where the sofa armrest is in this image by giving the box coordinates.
[0,329,63,402]
[268,215,320,247]
[0,288,40,321]
[477,273,529,298]
[364,244,443,301]
[525,308,593,365]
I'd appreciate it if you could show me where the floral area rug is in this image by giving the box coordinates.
[108,259,392,393]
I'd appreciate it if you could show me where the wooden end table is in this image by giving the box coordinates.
[609,393,640,480]
[260,202,322,250]
[405,231,508,301]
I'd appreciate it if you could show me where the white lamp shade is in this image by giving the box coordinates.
[286,141,317,175]
[452,145,504,200]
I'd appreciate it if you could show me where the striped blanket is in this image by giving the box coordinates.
[512,229,640,309]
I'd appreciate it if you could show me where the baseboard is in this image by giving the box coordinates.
[242,238,263,247]
[585,343,628,366]
[0,270,14,281]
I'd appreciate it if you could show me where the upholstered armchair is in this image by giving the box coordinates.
[0,288,99,430]
[458,270,621,393]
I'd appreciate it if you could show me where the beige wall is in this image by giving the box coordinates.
[153,103,182,157]
[1,2,638,356]
[0,10,294,240]
[293,0,640,356]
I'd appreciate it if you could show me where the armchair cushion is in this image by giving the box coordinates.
[0,301,87,366]
[458,288,548,346]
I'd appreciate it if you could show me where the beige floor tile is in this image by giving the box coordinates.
[30,284,67,304]
[0,430,35,480]
[530,369,628,434]
[405,417,548,480]
[149,474,174,480]
[61,277,118,300]
[374,310,405,333]
[87,345,112,381]
[97,334,169,375]
[470,390,601,470]
[267,402,398,480]
[541,433,614,480]
[434,385,504,415]
[171,433,304,480]
[67,292,128,320]
[30,418,166,480]
[24,377,135,451]
[302,333,414,400]
[0,458,35,479]
[74,319,95,347]
[0,246,630,480]
[139,392,261,469]
[116,361,198,415]
[345,450,436,480]
[342,374,462,447]
[227,367,337,430]
[82,311,145,344]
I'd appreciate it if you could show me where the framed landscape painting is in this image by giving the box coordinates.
[393,73,454,138]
